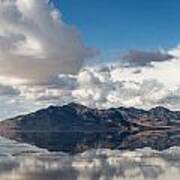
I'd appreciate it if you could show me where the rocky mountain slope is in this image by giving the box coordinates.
[0,103,179,153]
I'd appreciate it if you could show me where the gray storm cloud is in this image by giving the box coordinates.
[0,0,94,80]
[121,50,174,67]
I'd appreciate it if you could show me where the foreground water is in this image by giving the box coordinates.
[0,137,180,180]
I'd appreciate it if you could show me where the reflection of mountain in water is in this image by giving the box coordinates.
[0,147,180,180]
[0,103,180,153]
[3,131,180,154]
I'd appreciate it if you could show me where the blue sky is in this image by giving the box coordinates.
[55,0,180,51]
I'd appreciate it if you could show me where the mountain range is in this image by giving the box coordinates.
[0,103,179,153]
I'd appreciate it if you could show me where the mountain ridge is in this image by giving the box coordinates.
[2,103,180,122]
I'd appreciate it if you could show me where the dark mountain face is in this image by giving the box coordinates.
[0,103,180,153]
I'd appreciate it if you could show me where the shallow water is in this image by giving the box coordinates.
[0,137,180,180]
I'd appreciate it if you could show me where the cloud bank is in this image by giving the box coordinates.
[17,61,180,111]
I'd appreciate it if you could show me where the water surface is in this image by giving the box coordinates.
[0,136,180,180]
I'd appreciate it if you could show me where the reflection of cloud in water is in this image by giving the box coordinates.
[0,147,180,180]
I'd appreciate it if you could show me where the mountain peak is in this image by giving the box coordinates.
[150,106,170,112]
[67,102,86,108]
[64,102,89,111]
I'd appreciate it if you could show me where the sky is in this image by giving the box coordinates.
[57,0,180,51]
[1,0,180,119]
